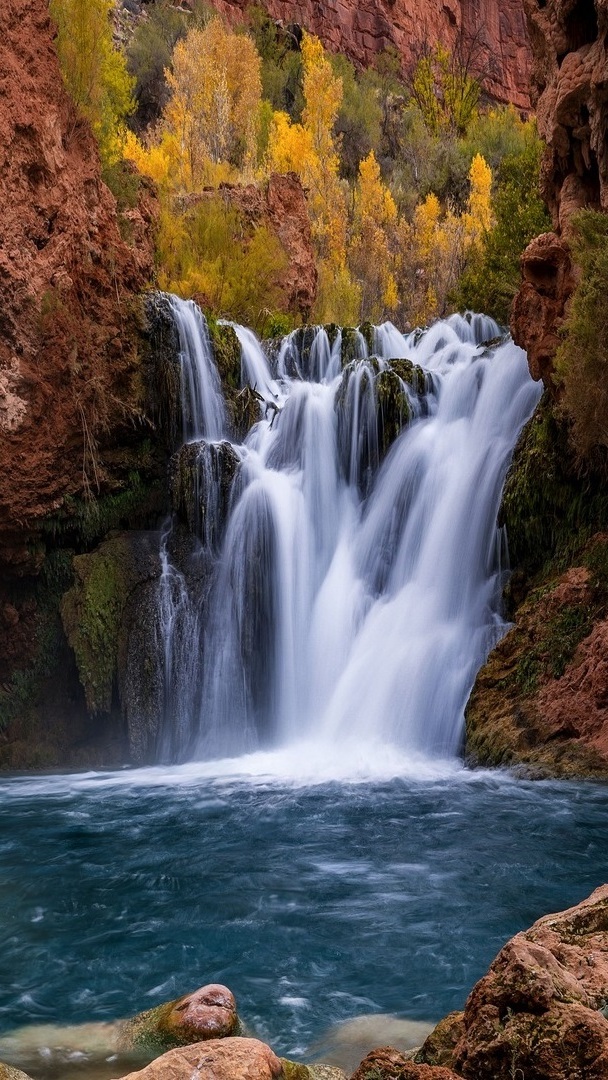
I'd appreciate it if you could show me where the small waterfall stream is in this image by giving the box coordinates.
[155,298,541,765]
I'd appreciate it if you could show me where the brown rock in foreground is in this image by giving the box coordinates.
[209,0,532,112]
[350,1047,458,1080]
[418,884,608,1080]
[113,1037,283,1080]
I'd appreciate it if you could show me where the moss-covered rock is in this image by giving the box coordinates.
[169,440,240,547]
[500,394,608,583]
[465,538,608,779]
[117,984,242,1056]
[376,369,412,458]
[415,1012,465,1069]
[340,326,365,366]
[61,533,160,717]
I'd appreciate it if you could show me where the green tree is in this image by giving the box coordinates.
[451,136,550,324]
[50,0,134,166]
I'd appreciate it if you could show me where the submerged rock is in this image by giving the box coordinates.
[308,1016,432,1074]
[113,1037,283,1080]
[0,985,243,1078]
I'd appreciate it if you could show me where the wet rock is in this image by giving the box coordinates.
[113,1036,283,1080]
[61,532,160,718]
[169,440,240,549]
[117,984,241,1056]
[282,1064,347,1080]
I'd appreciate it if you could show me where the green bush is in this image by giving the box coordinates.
[450,134,550,323]
[554,210,608,458]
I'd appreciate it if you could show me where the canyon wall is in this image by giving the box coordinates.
[0,0,158,578]
[469,0,608,780]
[511,0,608,381]
[208,0,533,112]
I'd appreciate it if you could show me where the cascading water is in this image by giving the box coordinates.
[156,298,541,766]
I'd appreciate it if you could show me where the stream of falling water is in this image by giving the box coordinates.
[157,301,541,766]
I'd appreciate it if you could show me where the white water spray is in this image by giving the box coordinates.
[157,300,541,766]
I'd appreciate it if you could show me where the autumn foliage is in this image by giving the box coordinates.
[51,1,548,330]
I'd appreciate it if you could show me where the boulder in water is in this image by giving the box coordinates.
[117,984,241,1055]
[112,1036,282,1080]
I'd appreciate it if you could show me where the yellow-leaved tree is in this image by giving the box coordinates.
[401,153,493,325]
[126,18,263,191]
[267,33,355,319]
[349,151,399,321]
[50,0,134,166]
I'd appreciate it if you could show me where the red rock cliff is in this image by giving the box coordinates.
[0,0,157,574]
[511,0,608,382]
[209,0,532,112]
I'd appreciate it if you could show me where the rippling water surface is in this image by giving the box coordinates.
[2,755,608,1071]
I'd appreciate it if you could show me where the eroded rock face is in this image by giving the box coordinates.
[511,0,608,386]
[0,0,156,574]
[209,0,532,111]
[451,884,608,1080]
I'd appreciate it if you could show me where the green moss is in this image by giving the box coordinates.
[359,320,375,354]
[61,544,129,715]
[340,326,362,365]
[40,440,165,553]
[280,1062,311,1080]
[500,394,608,581]
[375,368,411,457]
[513,604,594,695]
[324,323,339,348]
[207,317,242,392]
[0,552,74,733]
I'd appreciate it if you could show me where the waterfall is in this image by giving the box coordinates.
[154,299,541,765]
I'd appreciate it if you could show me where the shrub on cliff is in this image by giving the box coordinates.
[555,210,608,459]
[50,0,134,166]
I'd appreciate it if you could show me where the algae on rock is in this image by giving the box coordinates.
[61,533,160,717]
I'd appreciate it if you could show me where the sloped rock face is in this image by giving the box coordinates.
[511,0,608,386]
[210,0,532,111]
[0,0,157,576]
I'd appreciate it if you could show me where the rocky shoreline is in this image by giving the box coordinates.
[2,885,608,1080]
